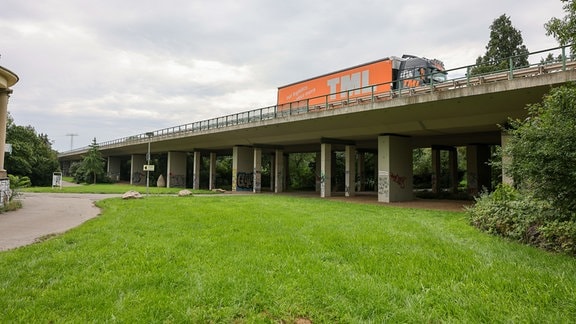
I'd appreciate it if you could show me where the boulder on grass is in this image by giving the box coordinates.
[178,189,193,197]
[156,174,166,187]
[122,190,143,199]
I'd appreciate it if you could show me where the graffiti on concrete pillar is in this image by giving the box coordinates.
[320,172,326,196]
[390,173,406,189]
[237,172,254,191]
[132,172,145,185]
[170,174,186,188]
[378,171,389,198]
[253,169,261,192]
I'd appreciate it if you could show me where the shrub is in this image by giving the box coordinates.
[467,184,576,255]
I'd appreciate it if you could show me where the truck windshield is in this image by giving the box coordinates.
[431,69,447,83]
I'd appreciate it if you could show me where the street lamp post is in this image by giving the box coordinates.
[145,132,154,197]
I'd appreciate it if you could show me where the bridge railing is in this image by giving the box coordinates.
[61,45,574,155]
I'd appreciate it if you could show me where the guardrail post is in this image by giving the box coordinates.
[562,46,567,71]
[509,57,514,80]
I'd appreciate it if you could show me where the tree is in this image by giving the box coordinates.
[545,0,576,54]
[506,83,576,216]
[471,14,530,75]
[79,138,105,184]
[5,114,59,186]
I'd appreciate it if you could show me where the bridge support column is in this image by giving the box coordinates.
[209,153,216,190]
[377,135,413,202]
[192,151,201,190]
[274,149,284,193]
[315,152,321,192]
[432,146,458,194]
[449,149,458,193]
[107,157,121,182]
[466,144,492,195]
[233,146,254,192]
[167,152,187,188]
[345,145,356,197]
[130,154,146,185]
[320,143,332,198]
[253,148,262,193]
[431,148,441,194]
[501,132,513,186]
[357,152,365,192]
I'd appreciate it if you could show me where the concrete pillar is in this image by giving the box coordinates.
[107,157,121,181]
[0,90,10,178]
[284,153,289,191]
[315,152,321,192]
[233,146,254,191]
[253,148,262,193]
[467,144,492,195]
[501,132,513,186]
[431,147,441,194]
[449,148,458,193]
[209,152,216,190]
[270,153,275,192]
[320,143,332,198]
[192,151,201,190]
[274,149,284,193]
[357,152,365,192]
[130,154,146,185]
[345,145,356,197]
[167,152,187,188]
[377,135,413,202]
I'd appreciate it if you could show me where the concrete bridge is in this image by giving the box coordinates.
[58,48,576,202]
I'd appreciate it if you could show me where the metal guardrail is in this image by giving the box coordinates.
[60,45,574,156]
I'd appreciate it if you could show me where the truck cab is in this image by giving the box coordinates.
[394,55,447,90]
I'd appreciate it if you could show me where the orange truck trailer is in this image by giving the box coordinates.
[277,55,446,111]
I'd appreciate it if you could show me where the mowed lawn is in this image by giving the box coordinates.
[1,195,575,323]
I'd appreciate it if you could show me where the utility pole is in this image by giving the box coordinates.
[65,133,78,150]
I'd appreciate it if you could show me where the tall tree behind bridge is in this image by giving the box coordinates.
[545,0,576,54]
[470,14,530,76]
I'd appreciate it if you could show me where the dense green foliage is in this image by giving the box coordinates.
[470,14,530,76]
[468,84,576,254]
[468,185,576,254]
[545,0,576,53]
[507,84,576,214]
[5,114,59,186]
[1,195,575,322]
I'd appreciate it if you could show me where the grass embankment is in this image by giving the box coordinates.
[1,195,575,322]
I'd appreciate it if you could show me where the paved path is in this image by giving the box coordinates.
[0,193,118,251]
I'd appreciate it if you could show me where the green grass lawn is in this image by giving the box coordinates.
[1,195,575,322]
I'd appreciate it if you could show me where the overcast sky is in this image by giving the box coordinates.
[0,0,567,152]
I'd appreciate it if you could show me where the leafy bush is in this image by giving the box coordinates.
[467,184,576,255]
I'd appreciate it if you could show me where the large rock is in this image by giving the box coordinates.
[178,189,193,197]
[156,174,166,187]
[122,190,143,199]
